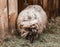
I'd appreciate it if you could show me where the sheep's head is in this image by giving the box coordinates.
[19,23,39,43]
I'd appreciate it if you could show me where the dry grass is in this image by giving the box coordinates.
[0,16,60,47]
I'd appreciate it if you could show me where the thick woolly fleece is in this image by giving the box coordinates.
[17,5,47,42]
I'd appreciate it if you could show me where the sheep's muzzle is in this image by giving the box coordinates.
[20,24,38,43]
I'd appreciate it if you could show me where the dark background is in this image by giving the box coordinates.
[18,0,60,18]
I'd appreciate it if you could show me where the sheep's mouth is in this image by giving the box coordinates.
[25,27,38,43]
[20,24,38,43]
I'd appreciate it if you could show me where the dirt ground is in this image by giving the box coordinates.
[0,16,60,47]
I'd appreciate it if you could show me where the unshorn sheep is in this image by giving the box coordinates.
[17,5,47,43]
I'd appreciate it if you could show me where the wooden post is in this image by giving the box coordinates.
[38,0,43,7]
[58,0,60,15]
[42,0,48,11]
[0,0,8,41]
[33,0,38,4]
[53,0,59,18]
[48,0,53,18]
[18,0,25,13]
[28,0,33,5]
[8,0,18,36]
[42,0,48,17]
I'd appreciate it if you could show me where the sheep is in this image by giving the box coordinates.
[17,5,47,43]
